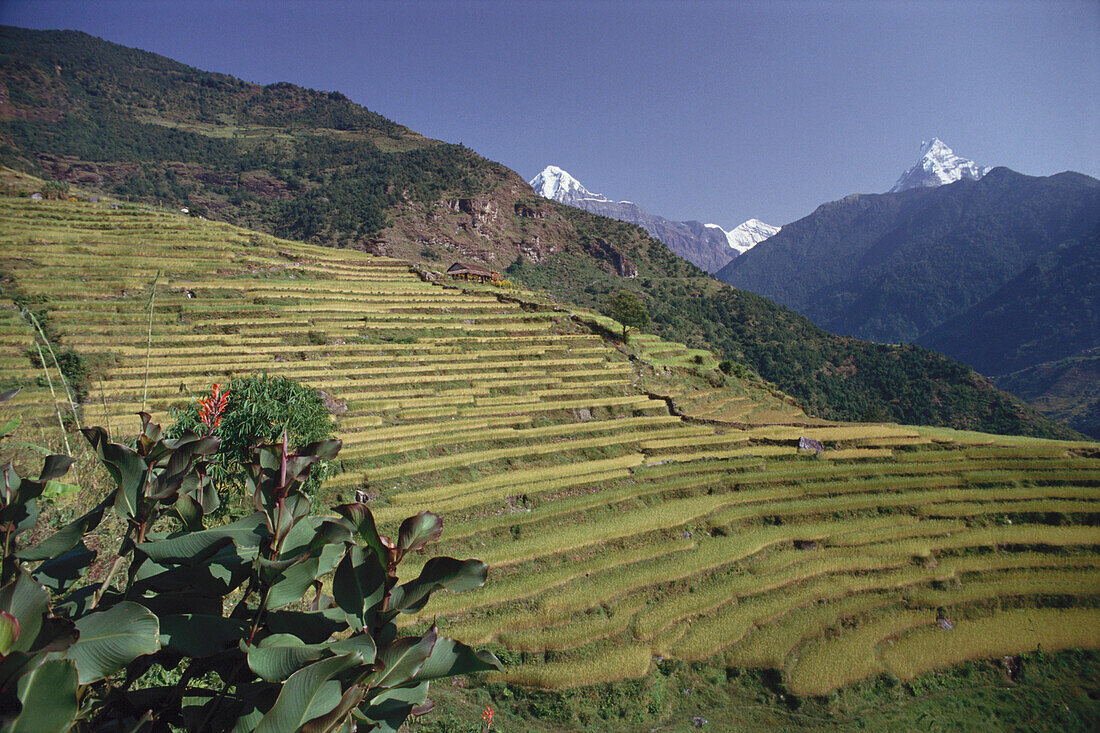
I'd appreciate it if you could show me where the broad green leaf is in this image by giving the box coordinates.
[38,454,75,482]
[372,628,437,690]
[139,511,266,563]
[302,684,365,733]
[160,614,246,657]
[0,571,47,654]
[301,438,342,462]
[389,557,488,614]
[31,542,95,592]
[0,388,19,404]
[41,480,80,500]
[0,610,18,655]
[254,653,364,733]
[0,416,19,440]
[266,610,344,645]
[17,498,109,562]
[333,503,387,568]
[247,635,324,683]
[396,511,443,556]
[68,601,160,684]
[266,555,322,610]
[361,682,430,733]
[332,547,385,629]
[82,428,147,520]
[411,634,502,682]
[9,659,78,733]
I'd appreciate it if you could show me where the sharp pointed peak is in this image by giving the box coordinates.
[891,138,991,193]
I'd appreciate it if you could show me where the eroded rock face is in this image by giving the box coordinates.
[582,237,637,278]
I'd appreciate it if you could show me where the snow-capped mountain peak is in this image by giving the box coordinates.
[890,138,991,193]
[707,219,781,255]
[530,165,606,202]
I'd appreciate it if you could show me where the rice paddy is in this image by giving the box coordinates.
[1,189,1097,698]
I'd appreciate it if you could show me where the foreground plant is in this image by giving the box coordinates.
[0,405,500,731]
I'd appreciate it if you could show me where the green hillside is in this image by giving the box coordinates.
[919,230,1100,376]
[0,25,1078,440]
[996,349,1100,440]
[2,184,1098,729]
[717,168,1100,347]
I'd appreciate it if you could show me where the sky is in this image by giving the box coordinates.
[2,0,1098,227]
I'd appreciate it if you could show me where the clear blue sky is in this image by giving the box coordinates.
[3,0,1097,227]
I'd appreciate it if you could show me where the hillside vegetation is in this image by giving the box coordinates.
[0,25,1078,439]
[2,188,1098,729]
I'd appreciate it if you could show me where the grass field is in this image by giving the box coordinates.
[1,184,1098,721]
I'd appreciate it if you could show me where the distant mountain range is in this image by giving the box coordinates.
[530,165,778,273]
[719,141,1100,435]
[0,26,1080,439]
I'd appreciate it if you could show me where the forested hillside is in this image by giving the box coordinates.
[717,168,1099,346]
[0,25,1079,439]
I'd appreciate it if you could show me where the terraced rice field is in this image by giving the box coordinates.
[2,191,1098,697]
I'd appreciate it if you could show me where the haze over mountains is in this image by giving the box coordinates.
[530,165,779,273]
[719,142,1100,436]
[0,26,1082,439]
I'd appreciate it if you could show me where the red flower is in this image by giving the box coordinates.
[482,703,494,730]
[198,383,230,432]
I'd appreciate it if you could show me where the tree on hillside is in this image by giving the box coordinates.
[609,290,649,342]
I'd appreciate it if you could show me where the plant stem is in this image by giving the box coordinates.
[99,376,112,436]
[25,309,81,433]
[142,271,160,413]
[31,336,71,455]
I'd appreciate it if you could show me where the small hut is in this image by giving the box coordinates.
[446,262,499,283]
[29,192,42,201]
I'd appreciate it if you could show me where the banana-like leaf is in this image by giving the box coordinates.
[0,571,47,654]
[372,628,437,690]
[266,610,344,645]
[247,634,325,683]
[82,427,148,520]
[302,683,365,733]
[396,511,443,557]
[409,633,502,683]
[31,541,95,592]
[265,555,322,610]
[41,480,80,500]
[0,388,19,404]
[38,454,75,482]
[68,601,160,684]
[333,503,387,569]
[9,658,78,733]
[332,546,385,629]
[0,416,19,440]
[301,438,342,462]
[0,610,18,655]
[17,497,110,561]
[360,682,430,733]
[254,652,364,733]
[160,614,246,658]
[139,511,266,563]
[388,557,488,614]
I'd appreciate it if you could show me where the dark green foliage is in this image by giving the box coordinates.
[607,290,648,341]
[0,404,500,732]
[512,251,1080,439]
[718,169,1100,348]
[168,373,335,495]
[995,349,1100,439]
[0,26,495,245]
[919,229,1100,377]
